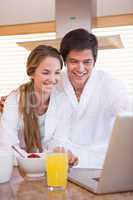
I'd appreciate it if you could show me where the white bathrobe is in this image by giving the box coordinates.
[0,69,129,168]
[44,68,129,168]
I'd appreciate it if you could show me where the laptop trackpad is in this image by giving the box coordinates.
[68,168,102,181]
[68,168,102,190]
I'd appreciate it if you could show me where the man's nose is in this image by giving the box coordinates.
[78,62,85,72]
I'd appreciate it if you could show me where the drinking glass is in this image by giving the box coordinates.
[46,152,68,190]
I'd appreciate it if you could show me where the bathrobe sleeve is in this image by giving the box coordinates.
[0,90,20,147]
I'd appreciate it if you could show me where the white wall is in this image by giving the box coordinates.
[0,0,133,25]
[0,0,55,25]
[97,0,133,16]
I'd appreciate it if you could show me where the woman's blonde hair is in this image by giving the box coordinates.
[19,45,63,153]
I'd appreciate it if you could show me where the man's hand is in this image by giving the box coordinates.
[53,146,78,167]
[0,96,6,113]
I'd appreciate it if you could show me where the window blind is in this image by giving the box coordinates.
[93,26,133,110]
[0,33,56,96]
[0,26,133,109]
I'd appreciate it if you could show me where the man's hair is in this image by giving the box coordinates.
[60,28,98,63]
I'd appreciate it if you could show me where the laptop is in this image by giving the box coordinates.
[68,114,133,194]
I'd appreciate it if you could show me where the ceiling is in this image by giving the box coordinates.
[1,0,132,50]
[0,0,133,26]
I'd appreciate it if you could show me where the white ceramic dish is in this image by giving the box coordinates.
[17,153,46,178]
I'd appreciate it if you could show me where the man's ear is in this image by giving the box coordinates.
[64,62,67,67]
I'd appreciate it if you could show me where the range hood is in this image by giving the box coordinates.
[55,0,96,38]
[17,0,123,50]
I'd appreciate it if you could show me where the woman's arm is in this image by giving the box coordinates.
[0,91,20,147]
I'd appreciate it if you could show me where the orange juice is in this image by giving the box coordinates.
[46,153,68,188]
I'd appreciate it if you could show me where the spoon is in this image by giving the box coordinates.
[11,145,26,158]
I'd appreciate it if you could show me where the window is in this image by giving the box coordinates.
[93,26,133,107]
[0,26,133,109]
[0,32,56,96]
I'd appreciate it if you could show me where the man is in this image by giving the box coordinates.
[45,28,129,168]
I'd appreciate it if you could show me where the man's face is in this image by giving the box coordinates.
[66,49,95,90]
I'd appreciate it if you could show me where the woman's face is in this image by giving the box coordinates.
[31,56,61,95]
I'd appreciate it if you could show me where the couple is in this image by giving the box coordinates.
[0,29,129,168]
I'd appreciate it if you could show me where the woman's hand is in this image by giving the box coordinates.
[53,146,78,167]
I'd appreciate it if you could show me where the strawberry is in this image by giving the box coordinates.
[27,153,40,158]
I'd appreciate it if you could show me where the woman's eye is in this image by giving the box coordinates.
[42,71,49,75]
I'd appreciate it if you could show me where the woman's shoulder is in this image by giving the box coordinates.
[5,88,20,104]
[1,89,20,118]
[5,81,31,104]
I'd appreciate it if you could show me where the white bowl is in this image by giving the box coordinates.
[17,153,46,178]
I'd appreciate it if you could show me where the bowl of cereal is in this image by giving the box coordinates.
[17,153,46,178]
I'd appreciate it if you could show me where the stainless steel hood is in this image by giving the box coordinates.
[17,0,123,50]
[55,0,96,38]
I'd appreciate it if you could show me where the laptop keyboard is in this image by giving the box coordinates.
[93,177,100,182]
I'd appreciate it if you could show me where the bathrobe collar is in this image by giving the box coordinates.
[62,68,98,116]
[44,87,65,142]
[45,68,99,141]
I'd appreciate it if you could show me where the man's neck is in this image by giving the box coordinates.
[74,86,84,102]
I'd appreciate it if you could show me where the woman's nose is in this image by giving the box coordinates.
[49,75,57,83]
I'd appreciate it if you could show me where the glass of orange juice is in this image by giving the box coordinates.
[46,152,68,190]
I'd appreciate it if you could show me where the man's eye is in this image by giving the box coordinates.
[83,60,93,64]
[70,60,78,64]
[55,71,61,75]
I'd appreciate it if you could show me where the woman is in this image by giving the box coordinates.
[0,45,63,153]
[0,45,78,165]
